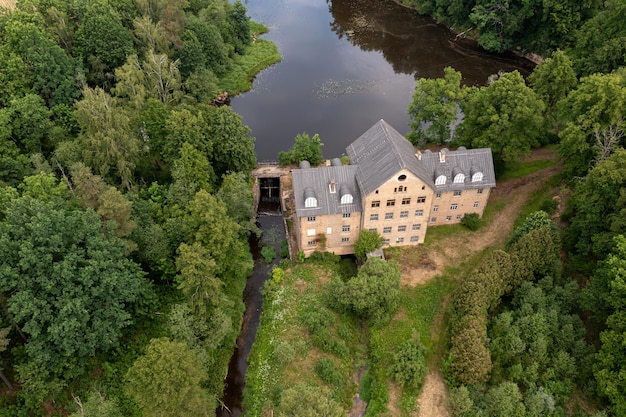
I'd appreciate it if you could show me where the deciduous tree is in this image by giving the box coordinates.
[457,71,545,163]
[125,337,209,417]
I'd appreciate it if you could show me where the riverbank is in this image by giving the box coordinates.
[218,22,282,96]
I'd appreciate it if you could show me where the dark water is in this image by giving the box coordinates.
[217,179,284,417]
[232,0,535,161]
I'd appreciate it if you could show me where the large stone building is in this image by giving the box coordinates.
[291,119,496,257]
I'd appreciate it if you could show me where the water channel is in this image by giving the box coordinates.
[219,0,535,414]
[232,0,535,161]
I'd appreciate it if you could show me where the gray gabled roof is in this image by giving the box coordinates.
[346,119,433,196]
[292,164,362,217]
[419,147,496,191]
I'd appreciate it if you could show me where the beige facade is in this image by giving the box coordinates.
[428,187,492,226]
[290,120,496,258]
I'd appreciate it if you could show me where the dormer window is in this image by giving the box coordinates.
[339,183,353,205]
[472,172,483,182]
[435,175,446,185]
[304,187,317,208]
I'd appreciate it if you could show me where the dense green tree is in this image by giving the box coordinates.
[74,0,135,85]
[221,0,251,55]
[182,189,253,283]
[1,94,53,155]
[570,0,626,76]
[593,235,626,416]
[176,242,222,317]
[390,336,427,390]
[456,71,545,163]
[0,194,148,377]
[69,390,123,417]
[557,70,626,177]
[2,19,82,107]
[278,132,323,166]
[528,50,577,140]
[276,383,344,417]
[334,258,401,324]
[163,107,212,164]
[216,171,258,236]
[563,148,626,258]
[184,15,230,76]
[207,105,256,176]
[169,142,215,204]
[125,337,209,417]
[449,314,492,385]
[353,229,384,261]
[407,66,465,146]
[133,15,169,56]
[0,47,29,107]
[75,87,141,189]
[484,382,526,417]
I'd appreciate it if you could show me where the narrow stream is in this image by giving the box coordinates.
[217,178,285,417]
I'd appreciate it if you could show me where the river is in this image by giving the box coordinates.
[232,0,535,161]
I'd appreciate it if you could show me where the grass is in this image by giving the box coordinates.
[218,38,282,95]
[498,158,558,181]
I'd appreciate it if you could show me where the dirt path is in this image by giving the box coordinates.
[406,149,562,417]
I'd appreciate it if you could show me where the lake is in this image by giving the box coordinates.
[231,0,535,161]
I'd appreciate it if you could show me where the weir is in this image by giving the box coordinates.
[216,175,287,417]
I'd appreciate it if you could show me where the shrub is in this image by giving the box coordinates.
[539,197,558,214]
[300,306,334,335]
[314,358,342,386]
[390,339,427,390]
[280,239,289,258]
[461,213,481,230]
[261,245,276,263]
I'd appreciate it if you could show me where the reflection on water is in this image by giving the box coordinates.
[233,0,534,161]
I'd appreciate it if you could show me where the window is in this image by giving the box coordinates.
[307,240,317,246]
[341,237,350,243]
[417,196,426,203]
[307,229,316,236]
[454,173,465,183]
[402,198,411,205]
[453,190,462,197]
[446,215,452,221]
[431,217,437,222]
[436,192,441,198]
[371,200,381,208]
[383,239,390,245]
[343,212,351,218]
[472,172,483,182]
[383,227,392,234]
[433,205,439,212]
[473,201,479,208]
[456,214,462,220]
[412,224,421,231]
[410,236,419,242]
[396,237,404,243]
[398,174,407,181]
[450,203,458,210]
[400,211,409,218]
[415,209,423,217]
[307,216,316,222]
[386,199,395,207]
[435,175,446,185]
[398,225,407,232]
[477,188,483,194]
[385,212,393,220]
[368,228,377,233]
[370,214,379,221]
[342,225,350,232]
[395,186,407,193]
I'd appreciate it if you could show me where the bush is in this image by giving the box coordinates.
[261,245,276,263]
[314,358,342,386]
[461,213,481,230]
[390,339,427,390]
[539,197,558,214]
[280,239,289,258]
[300,306,334,335]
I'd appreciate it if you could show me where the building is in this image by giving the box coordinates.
[291,119,496,257]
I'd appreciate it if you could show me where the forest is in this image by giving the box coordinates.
[0,0,625,416]
[0,0,280,415]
